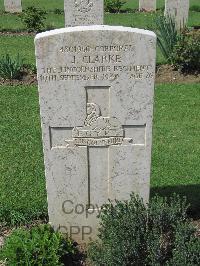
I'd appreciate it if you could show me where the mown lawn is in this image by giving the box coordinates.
[0,0,199,31]
[151,84,200,216]
[0,83,200,226]
[0,1,199,66]
[0,0,199,66]
[0,0,199,11]
[0,36,35,65]
[0,85,46,226]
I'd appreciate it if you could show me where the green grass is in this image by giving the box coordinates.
[0,36,35,65]
[0,85,46,226]
[0,0,199,12]
[0,0,64,11]
[151,84,200,216]
[0,84,199,226]
[0,0,198,67]
[123,0,200,10]
[0,11,199,32]
[0,0,199,31]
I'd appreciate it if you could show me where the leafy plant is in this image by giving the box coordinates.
[0,54,24,80]
[23,63,37,74]
[155,15,180,63]
[104,0,126,13]
[0,224,75,265]
[54,8,63,14]
[171,31,200,73]
[168,223,200,265]
[190,5,200,12]
[88,194,200,266]
[20,7,47,32]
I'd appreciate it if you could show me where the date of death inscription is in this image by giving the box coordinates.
[39,64,154,82]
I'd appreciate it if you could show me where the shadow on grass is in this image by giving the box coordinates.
[151,185,200,220]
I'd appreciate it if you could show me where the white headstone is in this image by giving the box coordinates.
[35,25,156,243]
[165,0,189,29]
[4,0,22,13]
[64,0,104,27]
[139,0,156,11]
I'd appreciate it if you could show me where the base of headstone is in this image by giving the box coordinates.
[4,0,22,13]
[164,0,189,30]
[64,0,104,27]
[139,0,156,11]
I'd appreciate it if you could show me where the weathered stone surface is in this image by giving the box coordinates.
[35,25,156,243]
[139,0,156,11]
[165,0,189,29]
[64,0,104,27]
[4,0,22,13]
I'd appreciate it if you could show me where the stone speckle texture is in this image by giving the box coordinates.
[139,0,156,11]
[165,0,189,29]
[35,25,156,243]
[64,0,104,27]
[4,0,22,13]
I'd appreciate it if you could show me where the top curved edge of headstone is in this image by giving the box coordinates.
[35,25,156,41]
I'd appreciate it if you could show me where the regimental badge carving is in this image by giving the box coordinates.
[66,103,133,147]
[74,0,94,13]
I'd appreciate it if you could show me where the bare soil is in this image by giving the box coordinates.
[0,71,37,86]
[156,65,200,84]
[0,227,10,248]
[193,219,200,238]
[0,31,35,36]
